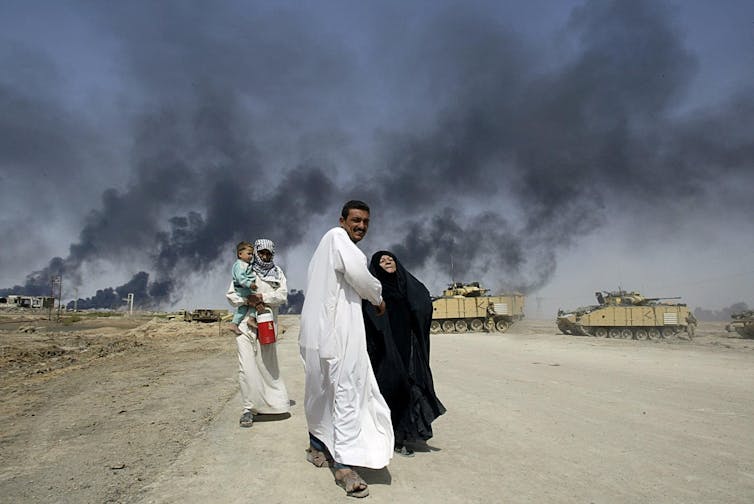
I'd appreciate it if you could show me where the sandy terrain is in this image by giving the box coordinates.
[1,312,753,503]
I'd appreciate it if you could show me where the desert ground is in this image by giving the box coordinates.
[1,311,753,503]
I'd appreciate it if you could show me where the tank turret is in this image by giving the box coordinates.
[596,290,681,306]
[442,282,489,297]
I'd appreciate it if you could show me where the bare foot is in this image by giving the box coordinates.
[335,467,369,498]
[305,447,332,468]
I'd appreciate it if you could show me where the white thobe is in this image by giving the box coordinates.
[226,269,290,414]
[299,227,393,469]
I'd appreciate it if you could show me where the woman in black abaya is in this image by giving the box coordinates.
[362,251,446,456]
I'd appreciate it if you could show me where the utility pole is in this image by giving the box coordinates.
[49,277,54,320]
[57,275,63,321]
[122,293,134,316]
[49,275,61,321]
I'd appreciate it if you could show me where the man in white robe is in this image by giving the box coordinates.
[299,200,392,497]
[226,239,290,427]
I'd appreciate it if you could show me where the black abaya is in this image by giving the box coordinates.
[363,251,446,444]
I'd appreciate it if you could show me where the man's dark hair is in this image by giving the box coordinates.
[341,200,370,219]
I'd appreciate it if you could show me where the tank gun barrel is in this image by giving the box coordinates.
[645,297,682,301]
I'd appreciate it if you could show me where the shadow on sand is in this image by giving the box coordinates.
[252,412,292,422]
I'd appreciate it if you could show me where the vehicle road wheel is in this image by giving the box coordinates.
[441,320,455,333]
[495,319,509,332]
[635,328,648,340]
[661,327,675,338]
[621,328,634,339]
[455,320,468,333]
[485,318,496,332]
[430,321,441,334]
[609,328,621,338]
[647,328,660,339]
[470,318,485,332]
[595,327,608,338]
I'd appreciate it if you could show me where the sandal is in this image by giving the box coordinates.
[335,468,369,498]
[305,447,332,468]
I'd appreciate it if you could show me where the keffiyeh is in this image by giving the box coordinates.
[252,238,280,281]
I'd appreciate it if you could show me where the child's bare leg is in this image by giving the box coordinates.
[246,310,258,329]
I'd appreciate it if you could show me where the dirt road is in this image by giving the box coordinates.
[2,315,753,503]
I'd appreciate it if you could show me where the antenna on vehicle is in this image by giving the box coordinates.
[450,252,454,284]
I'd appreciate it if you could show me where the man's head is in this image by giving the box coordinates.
[254,238,275,263]
[339,200,370,243]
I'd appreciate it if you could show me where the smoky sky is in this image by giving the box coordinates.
[1,0,753,308]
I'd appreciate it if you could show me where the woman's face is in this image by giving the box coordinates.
[378,255,397,273]
[257,249,273,262]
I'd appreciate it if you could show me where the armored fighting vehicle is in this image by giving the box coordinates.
[727,310,754,338]
[557,289,689,339]
[431,282,525,333]
[183,309,226,323]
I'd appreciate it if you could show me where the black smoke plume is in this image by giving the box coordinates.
[67,272,149,311]
[2,1,753,307]
[364,1,752,291]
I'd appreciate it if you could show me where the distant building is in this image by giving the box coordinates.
[0,294,54,309]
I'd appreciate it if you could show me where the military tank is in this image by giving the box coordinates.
[557,289,689,339]
[726,310,754,338]
[183,309,227,323]
[430,282,525,333]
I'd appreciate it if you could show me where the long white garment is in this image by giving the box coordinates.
[226,269,290,414]
[299,227,394,469]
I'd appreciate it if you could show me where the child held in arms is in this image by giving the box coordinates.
[229,241,258,335]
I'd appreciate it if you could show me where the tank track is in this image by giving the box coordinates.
[430,316,512,334]
[558,321,688,340]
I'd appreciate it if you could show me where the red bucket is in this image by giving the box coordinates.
[257,311,276,345]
